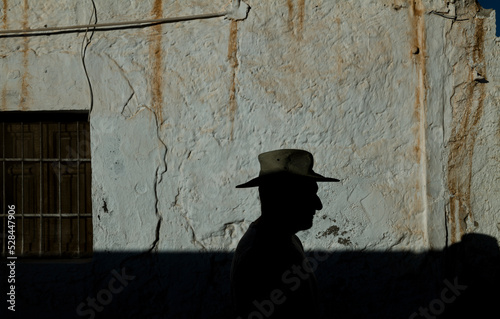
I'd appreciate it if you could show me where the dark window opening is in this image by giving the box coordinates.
[1,112,92,258]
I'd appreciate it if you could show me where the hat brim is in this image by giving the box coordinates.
[235,172,340,188]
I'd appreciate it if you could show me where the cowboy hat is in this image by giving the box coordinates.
[236,149,340,188]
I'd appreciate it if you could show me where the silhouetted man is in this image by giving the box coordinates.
[231,149,340,319]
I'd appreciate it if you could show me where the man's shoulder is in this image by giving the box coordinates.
[234,224,302,266]
[234,223,270,257]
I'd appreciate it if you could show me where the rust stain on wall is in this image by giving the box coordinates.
[227,20,239,140]
[408,0,429,242]
[2,0,7,29]
[409,0,428,161]
[297,0,305,40]
[149,0,164,123]
[408,0,428,207]
[287,0,305,40]
[287,0,294,32]
[19,0,29,110]
[447,16,486,244]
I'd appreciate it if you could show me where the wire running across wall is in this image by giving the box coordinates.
[0,1,249,119]
[0,11,229,37]
[81,0,98,121]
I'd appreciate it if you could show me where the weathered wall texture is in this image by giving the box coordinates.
[1,0,499,318]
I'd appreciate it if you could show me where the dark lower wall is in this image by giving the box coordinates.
[2,233,499,319]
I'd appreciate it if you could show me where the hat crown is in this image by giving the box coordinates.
[258,149,314,177]
[235,148,339,188]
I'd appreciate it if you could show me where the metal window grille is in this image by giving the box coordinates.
[1,112,92,258]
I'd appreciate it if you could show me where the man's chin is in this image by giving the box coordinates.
[297,220,314,231]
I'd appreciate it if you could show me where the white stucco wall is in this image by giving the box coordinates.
[1,0,499,318]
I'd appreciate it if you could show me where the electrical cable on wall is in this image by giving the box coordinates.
[0,0,249,38]
[81,0,97,121]
[0,0,249,119]
[0,12,226,36]
[428,10,471,21]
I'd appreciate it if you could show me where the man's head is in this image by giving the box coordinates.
[258,176,323,233]
[236,149,339,233]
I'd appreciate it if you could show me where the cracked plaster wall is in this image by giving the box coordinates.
[1,0,500,260]
[1,0,500,317]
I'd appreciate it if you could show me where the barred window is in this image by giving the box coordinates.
[1,112,92,258]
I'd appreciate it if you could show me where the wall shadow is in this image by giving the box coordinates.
[2,233,499,319]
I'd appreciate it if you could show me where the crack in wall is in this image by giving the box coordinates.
[149,210,162,253]
[182,212,207,250]
[169,186,208,249]
[172,187,182,207]
[99,52,136,118]
[136,102,168,253]
[151,107,168,252]
[148,165,163,253]
[121,91,135,116]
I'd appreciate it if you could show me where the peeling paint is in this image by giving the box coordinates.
[149,0,164,123]
[102,200,110,214]
[317,225,340,238]
[447,14,487,244]
[228,20,238,140]
[338,237,351,246]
